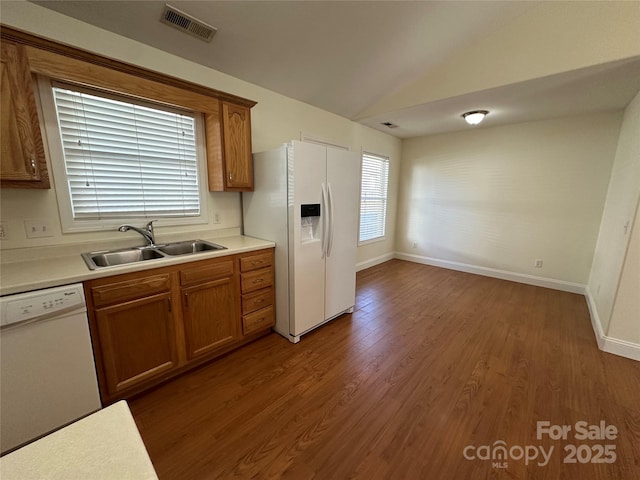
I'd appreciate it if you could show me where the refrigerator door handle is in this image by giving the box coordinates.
[327,183,335,256]
[321,183,328,258]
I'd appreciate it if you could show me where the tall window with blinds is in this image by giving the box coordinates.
[50,83,202,224]
[359,152,389,243]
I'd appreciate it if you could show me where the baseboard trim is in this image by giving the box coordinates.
[601,337,640,361]
[356,253,395,272]
[585,286,640,361]
[394,252,586,294]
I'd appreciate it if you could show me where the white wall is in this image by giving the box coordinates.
[589,90,640,337]
[608,199,640,346]
[0,1,400,265]
[397,113,622,285]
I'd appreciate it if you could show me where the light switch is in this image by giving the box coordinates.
[24,219,54,238]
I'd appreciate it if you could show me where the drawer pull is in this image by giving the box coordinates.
[252,278,264,284]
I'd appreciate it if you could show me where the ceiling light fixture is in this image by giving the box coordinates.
[462,110,489,126]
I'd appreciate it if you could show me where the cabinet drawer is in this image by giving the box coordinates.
[240,251,273,272]
[242,306,274,335]
[180,259,234,286]
[241,267,274,294]
[91,274,171,308]
[242,288,274,315]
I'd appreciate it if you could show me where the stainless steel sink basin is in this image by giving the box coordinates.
[82,247,165,269]
[81,240,227,270]
[156,240,226,256]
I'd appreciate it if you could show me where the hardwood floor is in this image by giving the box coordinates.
[129,260,640,479]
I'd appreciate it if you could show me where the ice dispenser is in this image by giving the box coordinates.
[300,204,321,243]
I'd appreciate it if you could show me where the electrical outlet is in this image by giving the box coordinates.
[213,212,221,224]
[0,222,8,240]
[534,259,543,268]
[24,219,54,238]
[412,242,418,249]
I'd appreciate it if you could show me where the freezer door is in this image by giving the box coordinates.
[290,141,327,336]
[324,146,359,320]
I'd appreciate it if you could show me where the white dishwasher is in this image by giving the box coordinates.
[0,283,102,454]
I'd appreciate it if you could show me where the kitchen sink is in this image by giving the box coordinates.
[82,247,165,269]
[81,240,227,270]
[156,240,226,256]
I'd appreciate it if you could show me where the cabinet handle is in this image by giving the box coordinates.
[31,158,37,176]
[184,293,189,308]
[167,298,172,312]
[228,172,233,181]
[252,278,264,284]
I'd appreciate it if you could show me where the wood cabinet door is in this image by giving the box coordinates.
[95,292,177,396]
[221,101,253,190]
[0,40,49,188]
[182,276,239,359]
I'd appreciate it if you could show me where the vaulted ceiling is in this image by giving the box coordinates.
[30,1,640,138]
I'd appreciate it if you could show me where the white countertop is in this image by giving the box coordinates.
[0,401,158,480]
[0,235,275,296]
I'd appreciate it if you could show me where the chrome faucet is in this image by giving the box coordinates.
[118,220,156,247]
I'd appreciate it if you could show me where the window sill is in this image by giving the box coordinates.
[358,236,387,247]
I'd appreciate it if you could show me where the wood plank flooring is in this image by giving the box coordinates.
[129,259,640,479]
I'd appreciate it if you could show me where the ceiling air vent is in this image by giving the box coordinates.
[381,122,399,129]
[161,5,217,42]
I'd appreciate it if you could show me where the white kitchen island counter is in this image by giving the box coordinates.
[0,234,275,296]
[0,401,158,480]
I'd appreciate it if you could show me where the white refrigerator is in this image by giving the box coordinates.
[243,140,359,343]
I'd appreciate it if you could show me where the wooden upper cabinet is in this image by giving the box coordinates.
[206,101,254,192]
[222,102,253,190]
[0,40,49,189]
[1,27,256,194]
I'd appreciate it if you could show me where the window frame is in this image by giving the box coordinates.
[37,76,209,233]
[358,151,390,245]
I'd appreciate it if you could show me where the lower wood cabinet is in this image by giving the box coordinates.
[182,277,239,359]
[84,248,274,404]
[239,250,275,336]
[96,293,177,395]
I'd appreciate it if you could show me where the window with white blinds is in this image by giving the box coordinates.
[359,152,389,243]
[51,83,202,222]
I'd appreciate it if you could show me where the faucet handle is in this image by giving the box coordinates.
[145,220,157,231]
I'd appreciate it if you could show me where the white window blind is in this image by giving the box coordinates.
[359,152,389,242]
[52,84,200,220]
